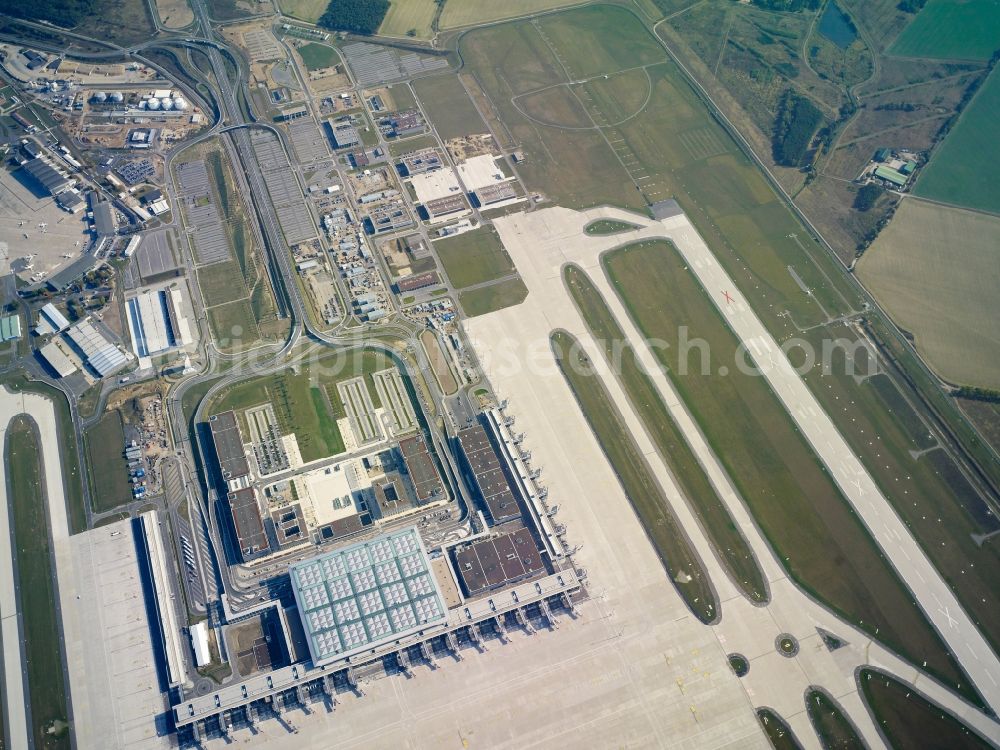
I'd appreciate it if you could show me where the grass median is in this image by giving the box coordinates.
[564,264,767,603]
[6,417,71,749]
[604,240,976,702]
[806,690,864,750]
[860,669,992,750]
[551,329,717,622]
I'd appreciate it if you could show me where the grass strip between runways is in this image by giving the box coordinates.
[551,329,717,622]
[7,417,71,749]
[564,263,767,603]
[604,240,977,703]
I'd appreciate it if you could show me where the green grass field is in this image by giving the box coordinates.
[379,0,438,38]
[564,265,767,602]
[913,68,1000,215]
[551,330,717,622]
[605,241,973,698]
[412,75,488,141]
[858,199,1000,388]
[277,0,328,23]
[439,0,588,29]
[458,278,528,317]
[84,411,134,514]
[584,219,640,234]
[297,43,341,71]
[861,669,993,750]
[461,5,863,330]
[434,227,514,288]
[207,300,260,351]
[889,0,1000,60]
[6,418,71,750]
[806,690,863,750]
[208,349,392,463]
[756,709,803,750]
[198,261,248,306]
[387,133,440,156]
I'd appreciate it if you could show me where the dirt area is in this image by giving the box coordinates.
[420,329,457,395]
[106,381,171,494]
[225,618,271,678]
[155,0,194,28]
[445,133,496,162]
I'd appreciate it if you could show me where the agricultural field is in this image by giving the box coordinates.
[84,411,134,514]
[412,74,488,141]
[564,265,767,603]
[277,0,328,23]
[605,240,973,698]
[433,227,514,288]
[889,0,1000,61]
[378,0,438,38]
[73,0,157,48]
[858,199,1000,388]
[438,0,588,30]
[912,67,1000,215]
[6,418,71,750]
[207,349,393,463]
[861,669,994,750]
[551,330,717,622]
[296,43,341,71]
[458,277,528,317]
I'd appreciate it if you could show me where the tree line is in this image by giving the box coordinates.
[0,0,98,27]
[318,0,390,35]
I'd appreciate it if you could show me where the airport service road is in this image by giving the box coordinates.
[480,204,1000,721]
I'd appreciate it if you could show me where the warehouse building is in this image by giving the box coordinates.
[396,271,440,294]
[64,318,128,377]
[0,315,21,342]
[126,287,194,358]
[398,433,445,504]
[38,339,78,377]
[34,303,71,336]
[328,120,361,150]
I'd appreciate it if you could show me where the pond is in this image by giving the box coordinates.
[818,1,858,49]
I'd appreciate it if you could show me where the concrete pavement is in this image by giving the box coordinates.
[462,204,1000,746]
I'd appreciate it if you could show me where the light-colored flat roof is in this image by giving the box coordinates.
[289,526,447,666]
[409,167,462,204]
[39,340,77,377]
[455,154,513,191]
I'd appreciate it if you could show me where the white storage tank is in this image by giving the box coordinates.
[146,98,161,110]
[109,91,124,103]
[172,97,188,111]
[91,91,107,102]
[159,97,173,110]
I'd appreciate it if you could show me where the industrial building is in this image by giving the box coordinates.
[56,190,85,213]
[474,182,518,206]
[874,165,909,188]
[228,488,270,562]
[398,148,442,177]
[64,318,129,377]
[424,195,470,221]
[328,120,361,150]
[34,303,71,336]
[0,315,21,342]
[289,527,448,667]
[38,339,78,377]
[21,155,73,196]
[89,194,117,237]
[396,271,440,293]
[126,287,194,358]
